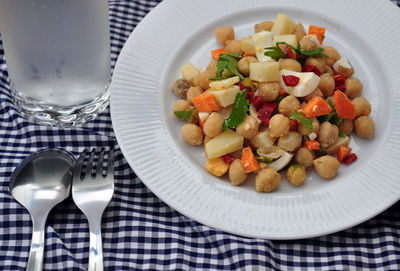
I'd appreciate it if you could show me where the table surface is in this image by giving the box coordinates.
[1,0,400,270]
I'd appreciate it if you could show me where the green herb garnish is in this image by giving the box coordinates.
[318,99,342,126]
[256,156,273,164]
[174,110,193,120]
[292,164,304,169]
[274,95,285,105]
[289,111,314,131]
[339,131,347,138]
[211,52,244,81]
[222,90,249,130]
[314,148,328,157]
[264,42,328,60]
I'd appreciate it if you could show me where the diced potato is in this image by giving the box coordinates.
[271,13,295,35]
[250,62,280,82]
[327,136,349,155]
[273,34,297,47]
[181,62,200,82]
[209,76,240,90]
[206,85,240,107]
[250,128,276,149]
[205,129,244,159]
[240,36,255,54]
[253,31,273,62]
[205,157,229,177]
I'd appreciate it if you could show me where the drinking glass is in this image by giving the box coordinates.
[0,0,111,126]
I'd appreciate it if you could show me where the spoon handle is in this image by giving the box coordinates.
[27,215,46,271]
[88,218,104,271]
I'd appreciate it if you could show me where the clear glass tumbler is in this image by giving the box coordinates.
[0,0,111,126]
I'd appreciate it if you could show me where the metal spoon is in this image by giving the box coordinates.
[9,148,75,271]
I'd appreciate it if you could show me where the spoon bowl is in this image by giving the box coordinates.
[10,148,75,271]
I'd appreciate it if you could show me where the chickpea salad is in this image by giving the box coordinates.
[170,13,375,193]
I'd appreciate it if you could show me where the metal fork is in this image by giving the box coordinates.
[72,148,114,271]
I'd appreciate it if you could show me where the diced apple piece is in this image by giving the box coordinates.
[250,62,280,82]
[327,136,349,155]
[250,128,276,149]
[271,13,296,35]
[206,85,240,107]
[205,129,244,159]
[273,34,297,47]
[280,69,320,97]
[209,76,240,90]
[241,36,255,55]
[181,62,200,82]
[268,151,293,171]
[253,31,273,62]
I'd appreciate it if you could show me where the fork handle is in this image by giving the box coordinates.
[88,218,104,271]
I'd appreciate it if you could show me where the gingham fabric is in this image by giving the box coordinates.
[1,0,400,270]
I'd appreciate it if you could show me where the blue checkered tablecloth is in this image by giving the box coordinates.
[1,0,400,270]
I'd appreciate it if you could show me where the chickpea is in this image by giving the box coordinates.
[181,124,203,146]
[279,58,302,72]
[353,97,371,118]
[255,168,281,193]
[354,116,375,139]
[186,86,203,104]
[172,100,191,120]
[317,122,339,148]
[226,40,243,54]
[325,66,334,76]
[300,36,319,51]
[278,131,302,152]
[196,70,213,90]
[287,165,307,186]
[303,88,323,102]
[206,59,218,77]
[339,119,353,135]
[229,159,248,186]
[278,95,300,116]
[236,115,259,139]
[293,23,306,42]
[345,78,363,98]
[215,26,235,46]
[203,112,224,138]
[172,79,191,99]
[255,21,273,33]
[238,56,258,76]
[295,147,314,167]
[269,114,290,138]
[313,155,340,179]
[318,73,335,97]
[298,118,319,136]
[258,82,280,102]
[335,62,354,78]
[305,57,326,74]
[323,46,341,67]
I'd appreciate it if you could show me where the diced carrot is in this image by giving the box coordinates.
[337,145,352,162]
[279,88,289,96]
[334,90,355,119]
[241,147,259,173]
[289,119,299,131]
[211,48,228,60]
[308,25,326,45]
[192,93,220,113]
[305,140,320,151]
[302,96,332,118]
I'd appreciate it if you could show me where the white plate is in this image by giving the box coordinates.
[110,0,400,239]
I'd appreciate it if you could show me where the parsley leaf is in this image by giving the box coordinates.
[222,90,249,130]
[264,45,288,60]
[289,111,314,131]
[277,42,328,58]
[318,99,342,126]
[339,131,347,137]
[292,164,304,169]
[212,53,244,81]
[174,110,192,119]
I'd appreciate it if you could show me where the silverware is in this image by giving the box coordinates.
[9,148,75,271]
[72,148,114,271]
